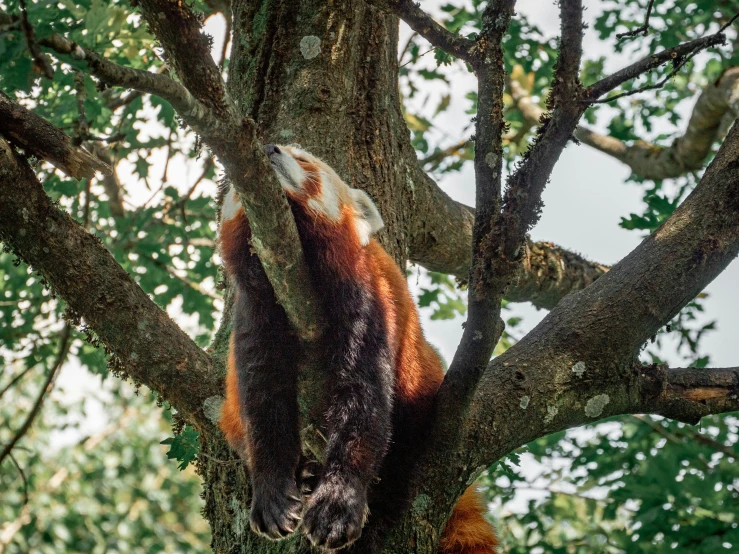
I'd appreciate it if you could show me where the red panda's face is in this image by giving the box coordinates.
[268,144,384,246]
[222,144,383,247]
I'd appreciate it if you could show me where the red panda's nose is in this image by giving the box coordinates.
[264,144,280,157]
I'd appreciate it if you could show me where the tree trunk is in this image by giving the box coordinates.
[202,2,432,552]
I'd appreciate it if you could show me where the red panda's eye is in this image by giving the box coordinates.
[295,157,307,163]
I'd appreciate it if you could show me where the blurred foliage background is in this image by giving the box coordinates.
[1,0,738,552]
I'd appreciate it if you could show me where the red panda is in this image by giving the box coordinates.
[218,144,498,553]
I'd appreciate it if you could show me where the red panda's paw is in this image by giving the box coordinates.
[249,477,303,541]
[302,474,368,550]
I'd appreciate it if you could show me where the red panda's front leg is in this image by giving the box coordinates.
[301,280,395,550]
[231,279,303,540]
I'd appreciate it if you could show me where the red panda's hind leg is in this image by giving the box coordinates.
[439,486,498,554]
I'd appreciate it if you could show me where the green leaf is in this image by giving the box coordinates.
[160,426,201,471]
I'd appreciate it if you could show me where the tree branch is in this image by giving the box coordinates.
[510,66,739,180]
[367,0,476,62]
[616,0,656,40]
[0,137,219,428]
[38,16,324,340]
[585,29,729,101]
[0,93,110,179]
[18,0,54,79]
[406,168,609,309]
[432,0,516,448]
[418,140,472,170]
[400,4,588,543]
[393,107,739,553]
[38,33,225,134]
[551,0,583,106]
[135,0,235,119]
[643,366,739,425]
[469,118,739,472]
[577,67,739,178]
[90,144,126,217]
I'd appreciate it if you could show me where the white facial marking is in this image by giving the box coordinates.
[271,149,305,192]
[316,169,341,219]
[221,187,241,221]
[349,188,384,246]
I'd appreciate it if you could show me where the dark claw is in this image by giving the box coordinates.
[302,475,368,550]
[249,478,303,541]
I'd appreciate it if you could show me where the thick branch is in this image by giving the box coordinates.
[0,93,110,179]
[511,66,739,180]
[645,366,739,425]
[433,0,516,447]
[496,0,583,259]
[402,4,587,544]
[367,0,475,62]
[470,118,739,471]
[135,0,235,119]
[406,176,608,309]
[407,108,608,310]
[0,138,219,428]
[578,67,739,179]
[551,0,583,106]
[394,109,739,553]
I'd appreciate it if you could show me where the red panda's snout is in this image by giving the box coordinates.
[265,144,309,196]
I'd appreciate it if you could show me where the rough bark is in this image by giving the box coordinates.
[0,92,110,179]
[391,121,739,549]
[0,137,218,429]
[1,2,738,554]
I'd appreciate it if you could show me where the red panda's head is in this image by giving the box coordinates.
[266,144,384,246]
[221,144,383,248]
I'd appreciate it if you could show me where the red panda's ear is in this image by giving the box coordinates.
[350,188,384,246]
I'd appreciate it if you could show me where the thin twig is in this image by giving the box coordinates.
[140,252,220,300]
[0,365,36,400]
[161,130,173,185]
[107,90,143,111]
[81,178,92,229]
[616,0,656,40]
[631,415,712,470]
[0,325,72,468]
[398,31,418,63]
[73,72,88,145]
[585,21,731,101]
[418,140,472,168]
[367,0,475,63]
[399,46,437,68]
[7,452,30,507]
[18,0,53,79]
[588,48,702,105]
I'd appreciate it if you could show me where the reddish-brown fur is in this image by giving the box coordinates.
[218,146,497,553]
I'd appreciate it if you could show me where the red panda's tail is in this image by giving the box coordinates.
[439,486,498,554]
